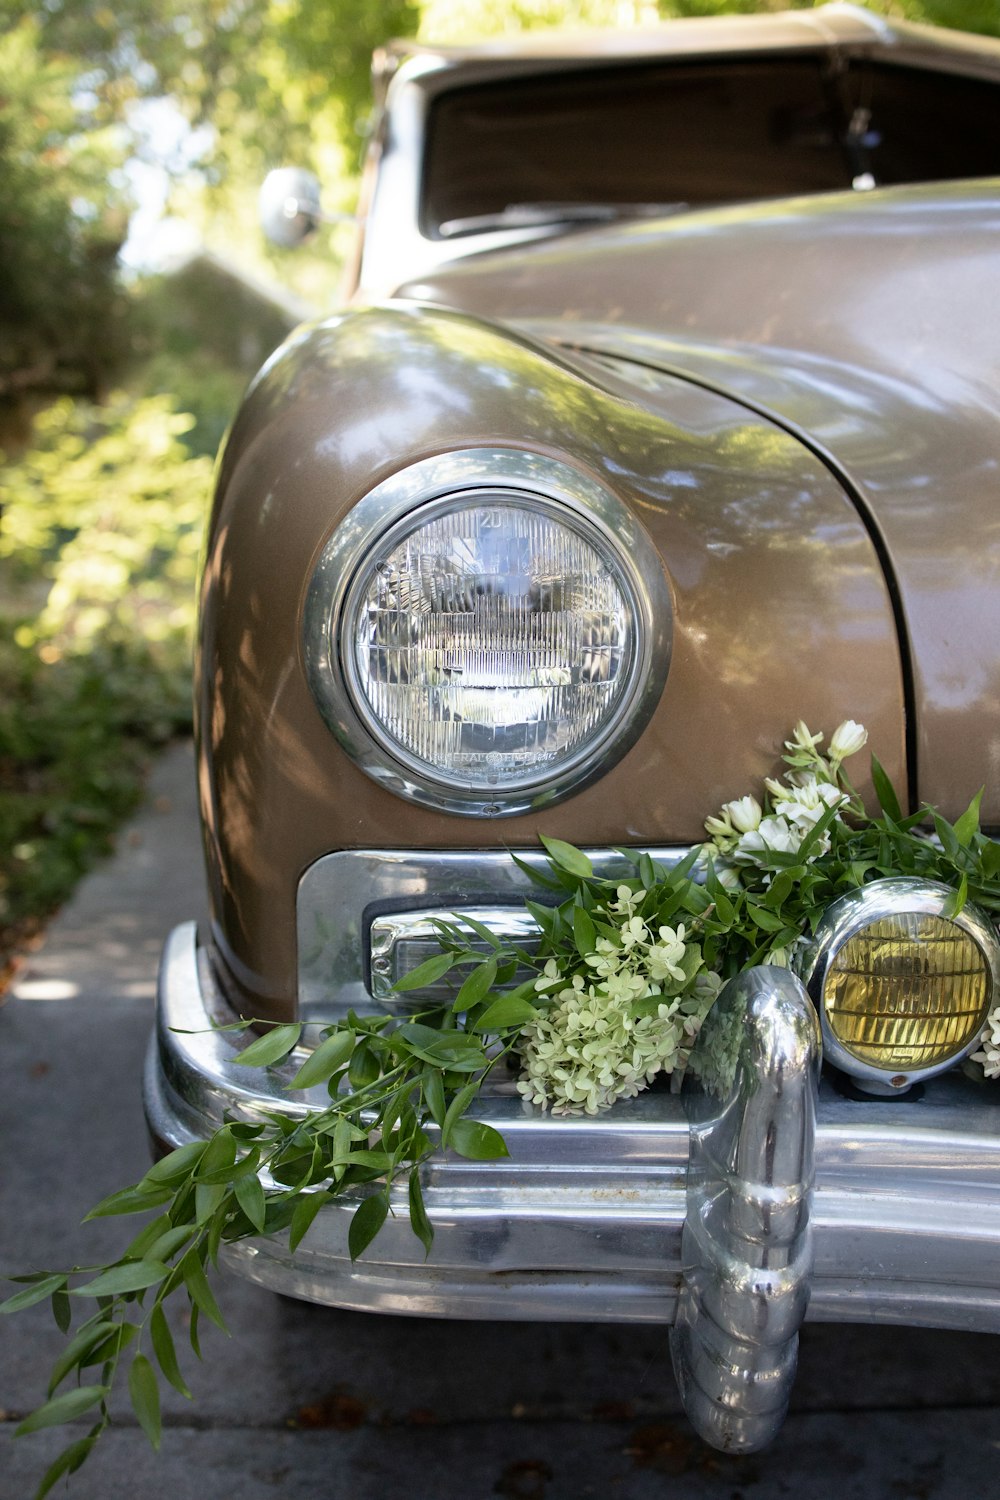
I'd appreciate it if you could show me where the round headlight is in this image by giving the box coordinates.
[304,450,671,815]
[804,878,999,1092]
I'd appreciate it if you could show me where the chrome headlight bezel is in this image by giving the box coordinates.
[802,876,1000,1092]
[303,448,671,817]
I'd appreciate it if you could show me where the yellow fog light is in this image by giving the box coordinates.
[805,879,999,1093]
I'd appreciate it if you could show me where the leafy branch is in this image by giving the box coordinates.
[6,726,1000,1494]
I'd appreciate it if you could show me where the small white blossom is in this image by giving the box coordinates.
[611,884,638,914]
[829,719,868,762]
[772,774,847,831]
[704,810,734,841]
[619,915,648,950]
[733,814,804,862]
[786,720,824,753]
[971,1007,1000,1079]
[722,795,762,834]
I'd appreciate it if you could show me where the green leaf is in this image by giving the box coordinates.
[472,994,538,1033]
[72,1261,169,1299]
[746,902,786,934]
[194,1182,227,1224]
[421,1067,446,1128]
[150,1304,192,1400]
[408,1170,433,1258]
[638,851,657,889]
[179,1250,228,1334]
[452,957,498,1013]
[234,1023,302,1069]
[289,1191,331,1253]
[35,1435,99,1500]
[453,913,502,949]
[348,1041,380,1089]
[870,754,902,821]
[47,1321,116,1397]
[539,835,592,878]
[441,1081,479,1146]
[510,852,564,890]
[144,1225,198,1265]
[287,1029,355,1090]
[447,1119,510,1161]
[188,1302,202,1361]
[932,810,961,861]
[128,1353,161,1450]
[944,873,968,919]
[397,1024,487,1071]
[348,1193,389,1262]
[51,1287,72,1334]
[0,1274,67,1315]
[81,1321,138,1368]
[572,905,596,957]
[84,1184,173,1220]
[142,1142,208,1187]
[392,951,455,993]
[15,1386,108,1437]
[954,789,984,849]
[234,1173,267,1233]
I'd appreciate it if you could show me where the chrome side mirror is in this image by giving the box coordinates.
[259,167,324,248]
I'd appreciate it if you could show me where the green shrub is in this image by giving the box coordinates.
[0,393,212,960]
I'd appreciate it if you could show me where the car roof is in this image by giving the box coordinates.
[375,3,1000,95]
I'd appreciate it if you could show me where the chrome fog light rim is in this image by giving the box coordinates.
[802,876,1000,1091]
[303,448,671,817]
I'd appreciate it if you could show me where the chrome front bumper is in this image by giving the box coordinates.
[146,923,1000,1447]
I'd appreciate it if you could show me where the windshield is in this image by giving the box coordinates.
[421,54,1000,239]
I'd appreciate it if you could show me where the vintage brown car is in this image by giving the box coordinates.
[146,3,1000,1451]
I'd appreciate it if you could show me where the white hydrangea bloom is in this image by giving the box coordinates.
[971,1008,1000,1079]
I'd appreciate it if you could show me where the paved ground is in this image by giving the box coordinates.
[2,742,1000,1499]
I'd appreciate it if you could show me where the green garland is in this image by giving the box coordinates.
[5,721,1000,1496]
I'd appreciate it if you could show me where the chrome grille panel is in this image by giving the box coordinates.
[297,846,689,1020]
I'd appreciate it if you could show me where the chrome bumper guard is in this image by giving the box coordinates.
[146,923,1000,1451]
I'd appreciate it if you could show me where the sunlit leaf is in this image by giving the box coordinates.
[233,1024,302,1069]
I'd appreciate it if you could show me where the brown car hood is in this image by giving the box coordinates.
[397,179,1000,823]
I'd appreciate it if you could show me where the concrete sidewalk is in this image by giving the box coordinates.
[2,743,1000,1499]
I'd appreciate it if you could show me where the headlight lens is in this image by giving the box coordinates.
[304,450,671,815]
[346,498,633,791]
[805,878,998,1091]
[823,911,990,1071]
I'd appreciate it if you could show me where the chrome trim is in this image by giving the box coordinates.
[297,845,688,1018]
[149,922,1000,1334]
[302,449,671,818]
[670,966,820,1453]
[801,877,1000,1092]
[370,905,539,1001]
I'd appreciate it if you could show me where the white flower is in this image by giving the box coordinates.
[704,810,734,841]
[611,884,637,914]
[533,957,563,992]
[829,719,868,762]
[786,720,823,753]
[734,814,804,862]
[721,795,762,834]
[772,774,846,831]
[971,1007,1000,1079]
[619,915,648,951]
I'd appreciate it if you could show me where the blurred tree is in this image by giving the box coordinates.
[0,20,130,446]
